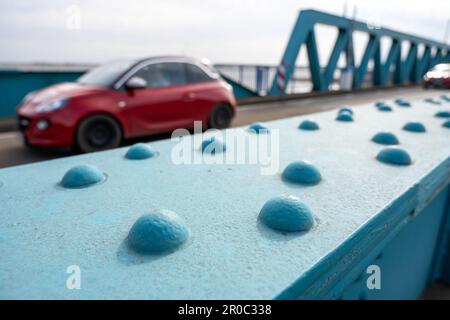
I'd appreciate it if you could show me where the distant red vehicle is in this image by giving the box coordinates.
[17,56,236,152]
[423,63,450,89]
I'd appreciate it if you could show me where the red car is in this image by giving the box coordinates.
[423,63,450,89]
[17,56,236,152]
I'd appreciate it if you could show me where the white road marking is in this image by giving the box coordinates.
[0,132,18,140]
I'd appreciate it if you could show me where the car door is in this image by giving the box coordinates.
[182,63,218,124]
[121,62,191,136]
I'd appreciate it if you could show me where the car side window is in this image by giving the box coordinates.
[185,64,213,84]
[133,63,187,88]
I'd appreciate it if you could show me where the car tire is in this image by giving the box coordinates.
[208,103,233,129]
[76,114,122,153]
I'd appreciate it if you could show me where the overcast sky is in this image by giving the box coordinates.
[0,0,448,66]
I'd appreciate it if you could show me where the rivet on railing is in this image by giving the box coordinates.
[435,111,450,118]
[282,160,322,185]
[394,98,411,107]
[201,137,226,154]
[248,122,269,134]
[338,107,353,115]
[371,132,399,145]
[377,105,393,112]
[259,195,314,232]
[336,112,353,122]
[127,210,190,254]
[425,98,441,105]
[376,147,412,166]
[125,143,157,160]
[402,121,426,133]
[60,164,106,189]
[299,119,320,130]
[442,120,450,128]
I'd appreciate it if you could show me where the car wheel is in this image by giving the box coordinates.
[208,103,233,129]
[76,114,122,153]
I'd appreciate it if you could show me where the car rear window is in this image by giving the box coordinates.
[185,64,214,84]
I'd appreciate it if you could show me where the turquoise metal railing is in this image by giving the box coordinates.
[270,9,450,95]
[1,96,449,299]
[0,69,83,118]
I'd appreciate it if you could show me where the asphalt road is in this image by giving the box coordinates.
[0,87,441,169]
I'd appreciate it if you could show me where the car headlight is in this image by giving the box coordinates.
[35,98,69,113]
[23,91,37,103]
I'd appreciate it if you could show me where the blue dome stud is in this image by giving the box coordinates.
[402,121,426,133]
[259,195,314,232]
[435,111,450,118]
[299,119,320,130]
[395,98,411,107]
[336,112,354,122]
[248,122,269,134]
[201,137,226,154]
[338,107,353,115]
[61,164,105,189]
[282,160,322,185]
[376,147,412,166]
[127,210,190,254]
[371,132,399,145]
[125,143,156,160]
[377,105,393,112]
[425,98,441,105]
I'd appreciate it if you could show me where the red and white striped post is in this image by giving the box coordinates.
[276,62,287,93]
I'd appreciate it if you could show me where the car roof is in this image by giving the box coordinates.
[433,63,450,69]
[134,56,207,66]
[112,56,217,90]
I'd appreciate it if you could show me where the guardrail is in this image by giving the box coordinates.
[0,69,83,118]
[215,64,379,97]
[270,9,450,96]
[215,64,312,95]
[1,95,449,299]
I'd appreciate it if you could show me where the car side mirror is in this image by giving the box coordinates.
[125,77,147,90]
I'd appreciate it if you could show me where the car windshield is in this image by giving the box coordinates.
[77,59,137,87]
[431,63,450,72]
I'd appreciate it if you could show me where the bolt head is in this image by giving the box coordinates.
[61,164,105,189]
[376,147,412,166]
[403,121,426,133]
[126,143,156,160]
[371,132,399,145]
[201,137,226,154]
[336,112,353,122]
[259,195,314,232]
[282,160,322,185]
[128,210,190,254]
[248,122,269,134]
[299,119,320,130]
